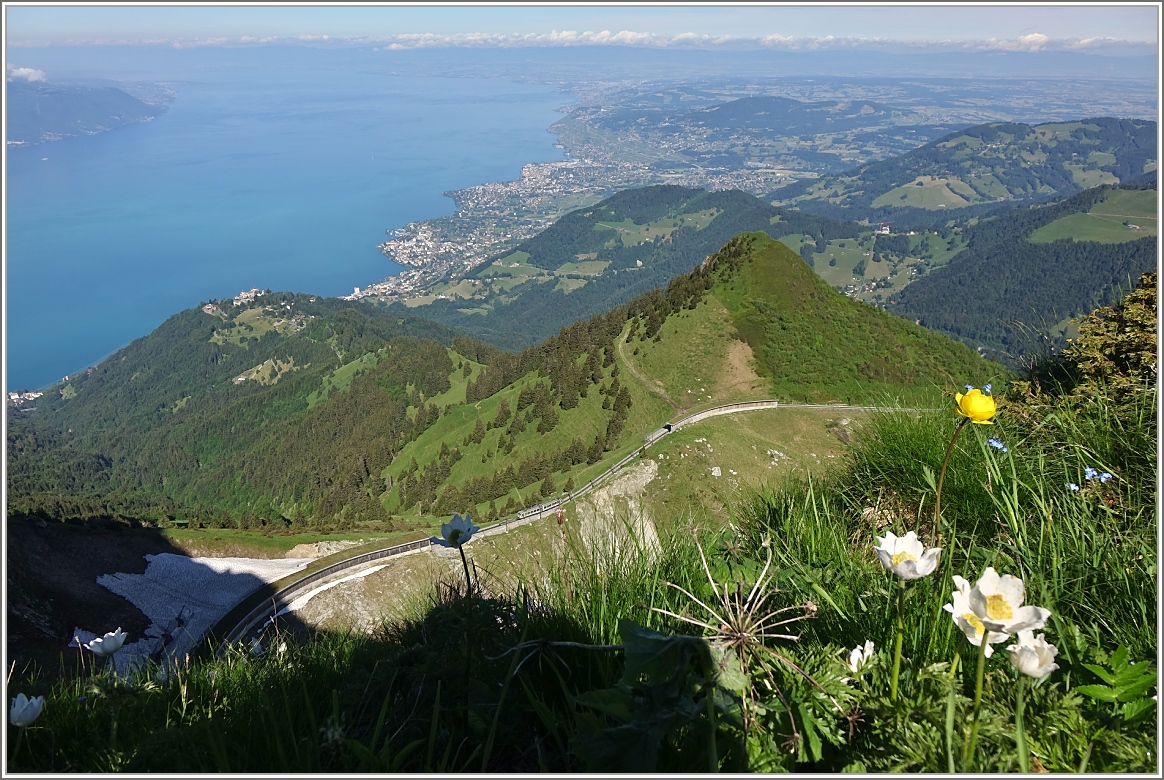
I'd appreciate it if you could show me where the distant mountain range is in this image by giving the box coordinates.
[772,117,1157,228]
[6,80,166,145]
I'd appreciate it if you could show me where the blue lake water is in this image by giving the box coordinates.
[5,46,568,391]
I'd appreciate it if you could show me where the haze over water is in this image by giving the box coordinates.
[5,46,568,391]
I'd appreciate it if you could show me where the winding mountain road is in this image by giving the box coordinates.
[213,398,911,653]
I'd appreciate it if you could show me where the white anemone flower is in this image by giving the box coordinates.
[9,693,45,727]
[85,627,127,657]
[847,640,875,675]
[1007,631,1060,678]
[874,531,941,580]
[943,575,1008,657]
[439,513,479,549]
[968,567,1050,635]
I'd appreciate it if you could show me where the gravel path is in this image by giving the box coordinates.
[90,553,310,674]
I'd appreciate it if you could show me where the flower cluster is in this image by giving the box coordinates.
[943,568,1056,676]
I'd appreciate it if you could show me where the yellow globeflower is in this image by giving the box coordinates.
[955,386,996,424]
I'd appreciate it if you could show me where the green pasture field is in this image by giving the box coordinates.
[210,306,279,346]
[1028,188,1158,244]
[426,349,482,408]
[1064,163,1120,190]
[964,171,1010,199]
[553,278,588,294]
[871,176,974,209]
[593,208,720,247]
[555,259,609,275]
[476,251,532,277]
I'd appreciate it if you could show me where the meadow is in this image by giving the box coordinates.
[1028,189,1158,245]
[9,362,1154,772]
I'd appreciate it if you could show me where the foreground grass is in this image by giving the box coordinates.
[8,389,1155,772]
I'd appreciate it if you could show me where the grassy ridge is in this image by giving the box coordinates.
[705,234,1003,403]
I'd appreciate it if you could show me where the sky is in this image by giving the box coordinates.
[4,4,1159,52]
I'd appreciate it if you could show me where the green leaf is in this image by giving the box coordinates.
[1119,698,1156,724]
[1114,660,1155,687]
[797,702,823,763]
[1114,673,1157,702]
[1082,663,1117,685]
[618,618,710,688]
[1075,684,1119,702]
[1110,646,1130,670]
[710,645,749,694]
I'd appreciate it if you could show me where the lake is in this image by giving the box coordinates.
[5,46,568,391]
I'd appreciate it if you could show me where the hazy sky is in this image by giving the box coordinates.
[5,4,1159,50]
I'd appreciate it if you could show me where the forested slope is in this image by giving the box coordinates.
[888,182,1158,361]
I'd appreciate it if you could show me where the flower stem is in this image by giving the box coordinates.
[934,418,968,549]
[1015,675,1029,773]
[961,633,989,769]
[13,727,26,768]
[706,680,719,773]
[890,578,906,701]
[458,546,473,597]
[945,652,961,774]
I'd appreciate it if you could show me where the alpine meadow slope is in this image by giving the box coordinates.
[7,232,1002,536]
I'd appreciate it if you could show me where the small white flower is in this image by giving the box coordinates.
[438,513,479,549]
[968,567,1050,635]
[1007,631,1060,678]
[944,575,1008,657]
[847,640,875,675]
[874,531,941,580]
[9,693,45,727]
[85,627,127,657]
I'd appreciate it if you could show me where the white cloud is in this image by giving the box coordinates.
[7,65,46,82]
[6,29,1155,54]
[980,32,1052,52]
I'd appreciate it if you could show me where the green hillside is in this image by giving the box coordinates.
[392,185,862,351]
[6,294,470,528]
[888,182,1158,361]
[772,117,1157,228]
[7,231,1002,534]
[628,233,1001,404]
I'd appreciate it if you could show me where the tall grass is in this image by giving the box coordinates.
[7,389,1155,772]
